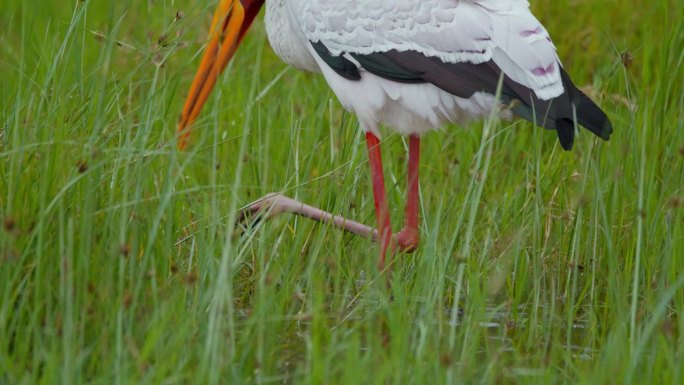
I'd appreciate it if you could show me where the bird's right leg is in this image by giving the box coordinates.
[394,134,421,252]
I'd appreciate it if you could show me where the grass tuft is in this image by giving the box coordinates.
[1,0,682,383]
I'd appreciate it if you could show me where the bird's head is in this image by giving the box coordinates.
[177,0,265,150]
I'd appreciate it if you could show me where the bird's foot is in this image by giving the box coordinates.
[236,193,420,260]
[235,192,289,231]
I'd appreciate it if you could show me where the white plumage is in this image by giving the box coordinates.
[265,0,563,137]
[177,0,612,261]
[313,61,509,136]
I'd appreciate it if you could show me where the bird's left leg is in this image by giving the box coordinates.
[236,132,394,269]
[365,132,393,269]
[394,135,421,252]
[236,193,378,241]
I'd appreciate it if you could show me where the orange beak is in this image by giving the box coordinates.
[177,0,264,150]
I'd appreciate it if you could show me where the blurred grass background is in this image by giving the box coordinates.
[1,0,682,383]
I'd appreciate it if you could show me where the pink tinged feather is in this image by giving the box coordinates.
[531,63,556,76]
[520,26,543,37]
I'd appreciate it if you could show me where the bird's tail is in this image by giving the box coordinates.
[555,68,613,150]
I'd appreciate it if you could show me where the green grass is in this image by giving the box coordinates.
[1,0,682,383]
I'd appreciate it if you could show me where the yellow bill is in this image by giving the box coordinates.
[177,0,264,149]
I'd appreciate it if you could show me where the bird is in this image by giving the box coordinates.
[176,0,613,268]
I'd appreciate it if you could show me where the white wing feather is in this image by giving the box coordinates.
[292,0,563,100]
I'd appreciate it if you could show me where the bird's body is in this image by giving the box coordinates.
[261,0,611,143]
[178,0,613,267]
[264,0,509,136]
[264,0,318,72]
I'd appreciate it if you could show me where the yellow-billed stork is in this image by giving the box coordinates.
[177,0,613,268]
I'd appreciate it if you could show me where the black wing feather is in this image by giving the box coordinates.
[311,42,612,150]
[311,41,361,81]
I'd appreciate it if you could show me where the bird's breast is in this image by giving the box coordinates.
[265,0,320,72]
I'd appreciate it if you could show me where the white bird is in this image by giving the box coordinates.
[177,0,612,268]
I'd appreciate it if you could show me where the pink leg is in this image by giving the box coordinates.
[236,193,378,240]
[234,133,402,268]
[365,132,393,269]
[395,135,420,252]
